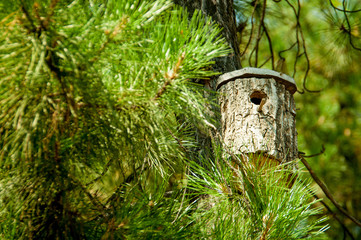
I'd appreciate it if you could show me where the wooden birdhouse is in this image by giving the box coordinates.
[217,67,298,163]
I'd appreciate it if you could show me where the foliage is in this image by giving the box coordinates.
[0,0,228,238]
[0,0,330,239]
[188,148,328,239]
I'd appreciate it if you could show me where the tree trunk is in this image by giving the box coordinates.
[173,0,241,76]
[173,0,241,159]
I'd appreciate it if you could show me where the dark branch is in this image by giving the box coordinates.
[254,0,267,67]
[313,194,356,240]
[20,0,36,33]
[300,154,361,228]
[299,145,325,158]
[262,24,275,69]
[342,0,361,51]
[285,0,321,93]
[329,0,361,13]
[86,157,114,187]
[240,0,259,58]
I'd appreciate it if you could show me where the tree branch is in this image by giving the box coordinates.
[254,0,267,67]
[341,0,361,52]
[313,193,355,240]
[329,0,361,13]
[299,154,361,228]
[240,0,259,58]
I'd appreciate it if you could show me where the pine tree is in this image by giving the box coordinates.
[0,0,327,239]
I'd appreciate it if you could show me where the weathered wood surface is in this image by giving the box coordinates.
[217,68,298,162]
[217,67,297,94]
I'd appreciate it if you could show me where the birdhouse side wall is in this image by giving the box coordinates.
[218,77,298,162]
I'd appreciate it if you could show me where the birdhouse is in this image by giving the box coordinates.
[217,67,298,162]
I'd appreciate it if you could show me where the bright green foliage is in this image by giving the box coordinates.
[188,148,328,240]
[0,0,328,239]
[0,0,228,238]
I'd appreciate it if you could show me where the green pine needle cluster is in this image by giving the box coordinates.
[0,0,328,239]
[188,148,328,240]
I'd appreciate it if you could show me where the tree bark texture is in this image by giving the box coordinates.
[217,68,298,162]
[173,0,241,162]
[174,0,241,75]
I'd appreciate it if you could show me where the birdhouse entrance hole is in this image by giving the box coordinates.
[250,90,267,105]
[217,67,298,161]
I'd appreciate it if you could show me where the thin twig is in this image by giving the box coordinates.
[254,0,267,67]
[240,0,259,58]
[298,175,355,239]
[329,0,361,13]
[313,194,355,240]
[86,157,114,187]
[262,23,275,69]
[167,128,188,153]
[259,56,271,68]
[68,174,108,217]
[300,145,325,158]
[278,41,297,59]
[341,0,361,51]
[300,155,361,228]
[299,22,321,92]
[284,0,300,78]
[285,0,321,93]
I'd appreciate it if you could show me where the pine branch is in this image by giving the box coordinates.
[153,52,185,101]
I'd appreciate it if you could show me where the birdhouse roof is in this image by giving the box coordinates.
[216,67,297,94]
